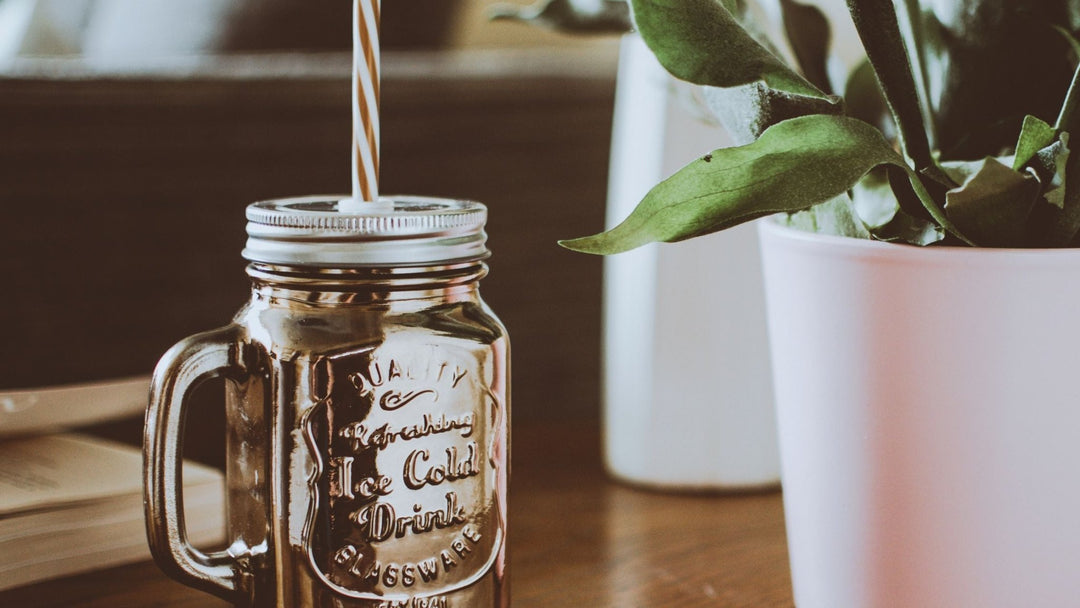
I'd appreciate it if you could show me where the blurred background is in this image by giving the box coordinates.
[0,0,620,465]
[0,0,615,55]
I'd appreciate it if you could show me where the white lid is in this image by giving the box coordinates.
[243,196,489,266]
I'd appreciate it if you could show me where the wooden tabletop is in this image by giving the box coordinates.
[0,423,793,608]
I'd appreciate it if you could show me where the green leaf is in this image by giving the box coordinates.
[885,164,932,221]
[844,60,892,137]
[895,0,934,142]
[1007,135,1070,246]
[944,157,1041,247]
[1054,49,1080,137]
[628,0,830,100]
[779,195,872,239]
[873,210,946,246]
[701,81,841,145]
[1015,133,1070,213]
[909,1,1075,160]
[488,0,632,33]
[1036,135,1071,209]
[560,114,963,254]
[851,167,945,245]
[940,159,992,187]
[1055,23,1080,60]
[844,0,936,172]
[1013,115,1056,171]
[779,0,833,95]
[1048,133,1080,244]
[666,0,841,141]
[1069,2,1080,31]
[851,167,898,229]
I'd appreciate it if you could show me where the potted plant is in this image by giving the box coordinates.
[495,0,789,492]
[541,0,1080,606]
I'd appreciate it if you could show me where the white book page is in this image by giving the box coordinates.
[0,376,150,437]
[0,433,218,515]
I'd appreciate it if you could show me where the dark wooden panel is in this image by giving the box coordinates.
[0,52,612,424]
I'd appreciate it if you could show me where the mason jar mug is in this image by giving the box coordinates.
[144,197,510,608]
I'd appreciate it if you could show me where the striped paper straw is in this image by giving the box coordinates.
[351,0,381,203]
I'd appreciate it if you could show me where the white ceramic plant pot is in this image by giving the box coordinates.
[602,34,780,490]
[759,220,1080,607]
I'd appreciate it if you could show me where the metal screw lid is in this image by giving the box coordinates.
[243,196,489,266]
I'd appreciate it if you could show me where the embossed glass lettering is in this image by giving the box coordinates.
[349,492,468,543]
[403,443,481,490]
[331,524,485,592]
[348,360,469,401]
[380,389,438,411]
[304,350,505,601]
[339,413,475,452]
[376,597,448,608]
[329,457,393,499]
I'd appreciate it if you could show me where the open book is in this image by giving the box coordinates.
[0,377,151,438]
[0,433,224,591]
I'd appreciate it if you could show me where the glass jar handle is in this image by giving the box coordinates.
[144,325,260,605]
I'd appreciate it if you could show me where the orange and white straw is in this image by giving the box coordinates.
[351,0,381,203]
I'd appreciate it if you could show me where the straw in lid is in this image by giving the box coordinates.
[243,196,489,267]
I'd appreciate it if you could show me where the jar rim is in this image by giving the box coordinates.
[243,195,489,267]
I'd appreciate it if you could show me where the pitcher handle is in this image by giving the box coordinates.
[144,325,259,605]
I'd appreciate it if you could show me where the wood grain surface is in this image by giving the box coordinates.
[0,423,793,607]
[0,50,795,607]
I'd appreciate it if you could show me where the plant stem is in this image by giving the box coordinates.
[903,165,976,246]
[897,0,936,151]
[1055,61,1080,136]
[845,0,935,171]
